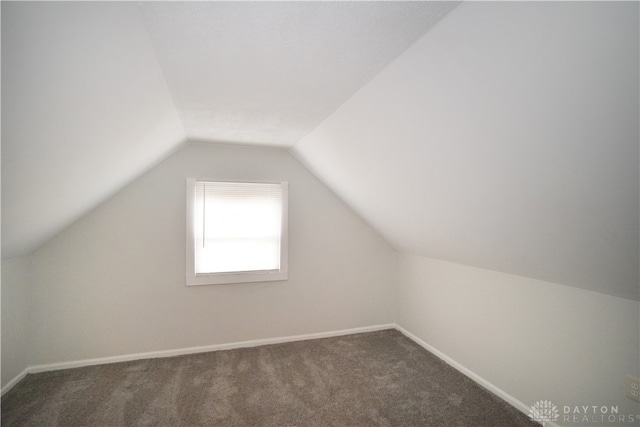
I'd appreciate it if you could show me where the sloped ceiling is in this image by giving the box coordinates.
[295,2,640,300]
[2,2,637,301]
[1,1,460,258]
[1,2,185,258]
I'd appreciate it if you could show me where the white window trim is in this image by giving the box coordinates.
[185,178,288,286]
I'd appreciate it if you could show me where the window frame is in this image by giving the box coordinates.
[185,178,289,286]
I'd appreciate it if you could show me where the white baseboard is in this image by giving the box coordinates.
[1,324,395,395]
[1,368,29,397]
[2,322,555,427]
[394,324,558,427]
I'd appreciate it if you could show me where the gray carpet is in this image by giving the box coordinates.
[2,329,539,426]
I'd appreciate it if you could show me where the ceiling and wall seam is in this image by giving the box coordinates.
[289,1,462,148]
[134,3,187,142]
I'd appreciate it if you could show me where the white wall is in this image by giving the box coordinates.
[1,256,31,386]
[398,254,640,423]
[26,142,397,367]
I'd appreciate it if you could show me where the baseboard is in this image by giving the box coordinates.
[394,324,558,427]
[2,321,556,427]
[1,368,29,397]
[2,324,395,395]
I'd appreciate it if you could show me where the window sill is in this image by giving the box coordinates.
[186,270,288,286]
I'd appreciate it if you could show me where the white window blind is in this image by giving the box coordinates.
[193,181,283,275]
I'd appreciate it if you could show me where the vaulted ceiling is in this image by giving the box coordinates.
[1,1,459,259]
[2,2,638,300]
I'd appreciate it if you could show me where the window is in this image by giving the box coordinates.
[186,179,288,286]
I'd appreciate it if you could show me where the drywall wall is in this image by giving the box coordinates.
[398,255,640,424]
[27,143,397,366]
[294,1,639,301]
[1,256,31,387]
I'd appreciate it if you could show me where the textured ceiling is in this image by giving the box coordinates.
[137,1,460,146]
[295,2,640,300]
[1,1,459,258]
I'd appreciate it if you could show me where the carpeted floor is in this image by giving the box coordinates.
[2,329,539,426]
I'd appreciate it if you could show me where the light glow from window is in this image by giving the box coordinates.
[193,181,283,274]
